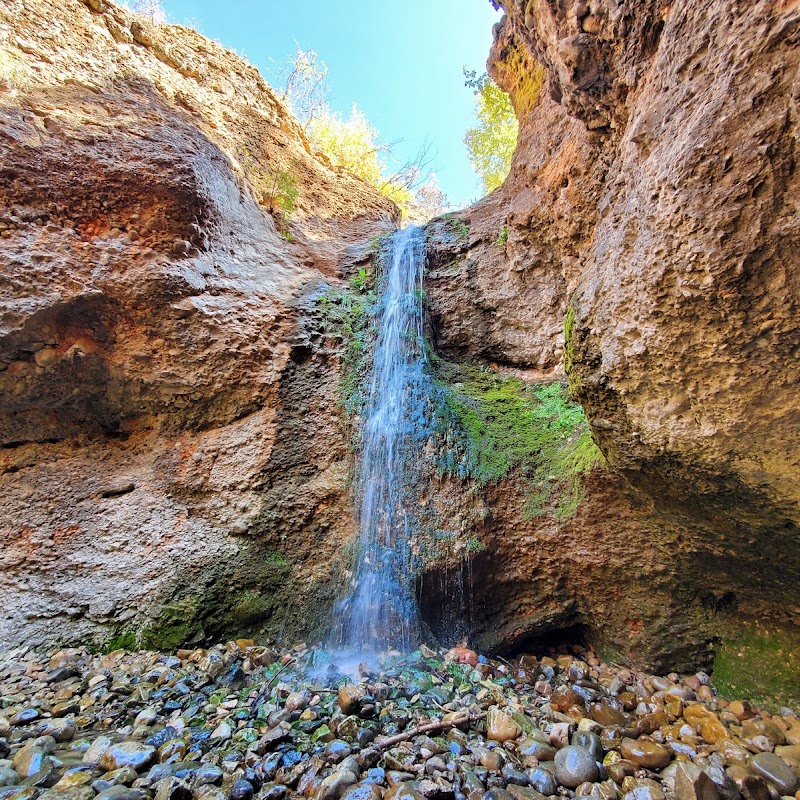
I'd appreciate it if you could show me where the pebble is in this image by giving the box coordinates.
[487,707,521,742]
[554,746,600,788]
[619,738,671,770]
[99,743,156,772]
[337,686,366,715]
[672,762,720,800]
[0,640,794,800]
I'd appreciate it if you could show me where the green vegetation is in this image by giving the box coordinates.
[263,167,299,232]
[465,536,485,555]
[464,70,518,194]
[231,590,273,625]
[713,623,800,711]
[264,550,289,567]
[432,359,604,520]
[436,214,469,244]
[276,49,445,220]
[563,303,581,396]
[496,226,509,249]
[318,270,379,416]
[104,631,137,653]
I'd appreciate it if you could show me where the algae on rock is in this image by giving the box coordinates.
[430,357,604,521]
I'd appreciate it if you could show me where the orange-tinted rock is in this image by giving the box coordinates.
[589,700,627,727]
[551,687,586,714]
[445,648,479,668]
[619,738,672,770]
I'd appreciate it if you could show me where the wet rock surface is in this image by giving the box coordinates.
[0,642,797,800]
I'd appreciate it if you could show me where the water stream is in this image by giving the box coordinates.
[332,226,429,659]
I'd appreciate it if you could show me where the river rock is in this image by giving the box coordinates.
[673,762,720,800]
[315,770,358,800]
[0,770,18,789]
[12,748,52,781]
[622,778,665,800]
[99,743,156,772]
[337,686,366,715]
[526,768,557,796]
[285,691,311,712]
[554,746,600,789]
[748,752,798,795]
[572,731,603,762]
[35,719,75,743]
[487,708,522,742]
[619,739,671,770]
[340,784,383,800]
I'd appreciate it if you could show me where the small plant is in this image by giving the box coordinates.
[496,226,509,249]
[349,267,372,293]
[265,169,299,224]
[265,550,289,567]
[465,536,484,555]
[448,216,470,243]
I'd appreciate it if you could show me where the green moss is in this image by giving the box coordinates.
[103,631,137,653]
[140,621,193,652]
[496,226,508,249]
[231,590,273,625]
[265,550,289,567]
[712,622,800,711]
[431,359,604,520]
[318,274,379,417]
[465,536,485,555]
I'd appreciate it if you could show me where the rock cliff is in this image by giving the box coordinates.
[0,0,395,649]
[421,0,800,680]
[2,0,799,695]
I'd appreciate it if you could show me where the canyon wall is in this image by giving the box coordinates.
[2,0,799,685]
[0,0,395,649]
[421,0,800,673]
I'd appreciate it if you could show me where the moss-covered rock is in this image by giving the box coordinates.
[712,622,800,711]
[430,357,603,520]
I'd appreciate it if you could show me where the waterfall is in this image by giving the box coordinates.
[333,226,428,657]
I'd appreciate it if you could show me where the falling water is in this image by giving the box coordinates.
[332,226,429,658]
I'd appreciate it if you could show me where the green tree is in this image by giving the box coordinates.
[307,104,421,217]
[464,70,518,194]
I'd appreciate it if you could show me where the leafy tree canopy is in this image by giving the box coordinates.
[463,70,518,195]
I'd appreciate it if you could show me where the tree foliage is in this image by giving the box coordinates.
[276,48,446,220]
[464,70,518,195]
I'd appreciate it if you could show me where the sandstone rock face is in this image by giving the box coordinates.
[422,0,800,668]
[0,0,395,648]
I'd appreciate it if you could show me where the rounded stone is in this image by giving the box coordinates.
[526,767,557,795]
[572,731,604,762]
[620,738,671,770]
[230,780,254,800]
[99,742,157,772]
[554,746,600,789]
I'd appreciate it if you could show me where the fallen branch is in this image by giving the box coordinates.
[358,710,486,762]
[251,657,298,712]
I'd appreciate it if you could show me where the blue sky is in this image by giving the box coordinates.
[159,0,502,207]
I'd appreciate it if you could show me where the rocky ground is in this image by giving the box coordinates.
[0,641,797,800]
